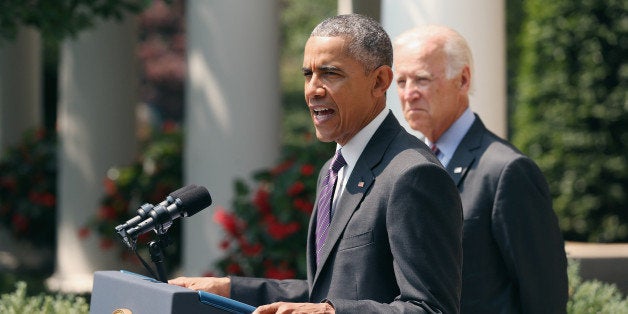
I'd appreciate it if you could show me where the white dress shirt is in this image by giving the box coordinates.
[330,108,389,216]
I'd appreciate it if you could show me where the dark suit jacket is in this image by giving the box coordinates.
[230,112,463,313]
[448,115,568,313]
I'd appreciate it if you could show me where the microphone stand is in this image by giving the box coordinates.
[149,223,173,283]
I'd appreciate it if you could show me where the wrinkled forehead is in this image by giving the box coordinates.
[303,37,351,64]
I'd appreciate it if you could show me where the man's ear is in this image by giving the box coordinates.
[372,65,393,97]
[459,66,471,92]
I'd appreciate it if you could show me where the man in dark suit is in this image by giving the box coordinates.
[393,25,569,313]
[170,14,463,313]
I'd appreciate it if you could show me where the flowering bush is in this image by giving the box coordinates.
[213,130,334,279]
[0,128,56,248]
[80,123,183,268]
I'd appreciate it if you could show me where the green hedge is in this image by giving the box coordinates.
[511,0,628,242]
[567,260,628,313]
[0,282,88,314]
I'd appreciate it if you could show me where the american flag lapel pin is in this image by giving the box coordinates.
[358,181,365,187]
[454,167,463,174]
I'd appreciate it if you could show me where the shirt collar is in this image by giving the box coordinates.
[426,107,475,167]
[337,108,389,172]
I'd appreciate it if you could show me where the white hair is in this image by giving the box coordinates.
[394,25,474,92]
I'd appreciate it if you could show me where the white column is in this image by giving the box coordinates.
[47,16,138,293]
[338,0,381,20]
[382,0,507,138]
[0,27,42,152]
[183,0,281,276]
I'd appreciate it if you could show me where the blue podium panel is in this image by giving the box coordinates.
[90,270,255,314]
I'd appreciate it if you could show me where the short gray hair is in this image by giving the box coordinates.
[311,14,392,73]
[394,25,474,83]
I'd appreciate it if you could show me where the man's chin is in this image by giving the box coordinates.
[314,131,334,143]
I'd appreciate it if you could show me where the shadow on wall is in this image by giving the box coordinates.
[566,241,628,295]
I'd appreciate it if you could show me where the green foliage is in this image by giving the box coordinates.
[567,260,628,313]
[82,123,183,270]
[512,0,628,242]
[279,0,337,100]
[506,0,525,125]
[0,0,153,44]
[0,129,56,248]
[0,282,89,314]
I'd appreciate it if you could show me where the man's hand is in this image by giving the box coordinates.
[168,276,231,297]
[253,302,335,314]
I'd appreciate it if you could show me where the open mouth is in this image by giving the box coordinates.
[313,108,335,116]
[312,108,336,123]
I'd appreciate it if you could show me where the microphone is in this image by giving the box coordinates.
[125,185,212,239]
[115,184,198,232]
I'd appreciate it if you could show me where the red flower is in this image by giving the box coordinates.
[265,216,301,240]
[239,237,262,256]
[214,207,242,236]
[98,206,118,221]
[162,120,179,134]
[270,159,294,176]
[300,164,315,176]
[28,191,41,204]
[78,227,91,239]
[293,198,314,214]
[253,188,271,214]
[103,178,118,196]
[226,263,242,275]
[286,181,305,197]
[100,238,114,250]
[12,214,29,233]
[0,176,17,191]
[219,239,230,250]
[39,192,56,207]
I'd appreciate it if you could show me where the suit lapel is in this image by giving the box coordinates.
[314,163,374,279]
[446,116,485,186]
[312,112,399,282]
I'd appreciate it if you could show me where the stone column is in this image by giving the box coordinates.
[338,0,381,20]
[382,0,507,138]
[0,27,42,152]
[183,0,281,276]
[47,16,138,293]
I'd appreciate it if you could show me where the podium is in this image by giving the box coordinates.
[90,270,255,314]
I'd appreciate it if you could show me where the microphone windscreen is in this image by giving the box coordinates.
[177,185,212,216]
[169,184,198,199]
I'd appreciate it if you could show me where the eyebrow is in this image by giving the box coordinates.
[301,65,343,74]
[412,71,434,80]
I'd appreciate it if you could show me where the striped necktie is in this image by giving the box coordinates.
[315,150,346,265]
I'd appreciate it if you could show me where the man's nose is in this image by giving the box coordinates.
[305,77,325,98]
[401,84,420,102]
